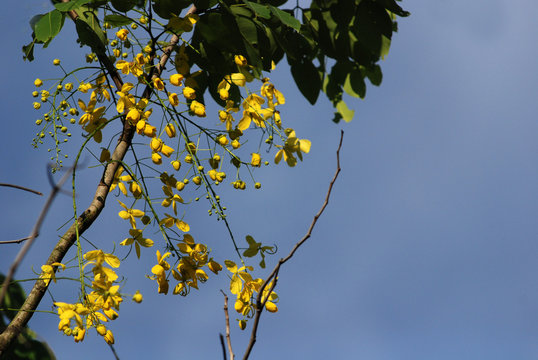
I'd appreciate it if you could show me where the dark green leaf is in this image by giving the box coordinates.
[152,0,191,19]
[246,1,271,19]
[75,18,105,53]
[22,39,36,61]
[375,0,411,17]
[34,10,64,43]
[364,64,382,86]
[269,6,300,31]
[104,14,133,27]
[193,0,218,11]
[110,0,136,12]
[345,66,366,98]
[76,5,107,48]
[231,156,241,168]
[236,16,258,45]
[290,59,321,105]
[54,0,91,12]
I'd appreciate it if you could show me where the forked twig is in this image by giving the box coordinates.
[242,130,344,360]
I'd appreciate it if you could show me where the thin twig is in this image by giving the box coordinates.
[220,290,234,360]
[0,235,39,245]
[242,130,344,360]
[219,334,227,360]
[0,165,73,308]
[0,4,195,353]
[0,183,43,196]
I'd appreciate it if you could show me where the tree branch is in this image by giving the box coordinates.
[0,166,73,308]
[242,130,344,360]
[0,3,196,352]
[220,290,234,360]
[0,183,43,196]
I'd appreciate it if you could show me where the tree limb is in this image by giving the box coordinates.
[0,3,196,352]
[220,290,234,360]
[242,130,344,360]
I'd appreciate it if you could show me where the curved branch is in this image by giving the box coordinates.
[242,130,344,360]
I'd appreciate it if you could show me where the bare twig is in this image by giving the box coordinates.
[219,334,227,360]
[0,4,196,352]
[0,166,73,308]
[220,290,234,360]
[242,130,344,360]
[0,235,38,245]
[0,183,43,196]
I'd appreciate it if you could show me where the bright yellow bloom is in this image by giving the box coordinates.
[121,228,154,258]
[150,250,171,294]
[165,123,176,138]
[182,86,196,100]
[104,330,115,344]
[250,153,261,167]
[78,91,106,127]
[109,166,131,195]
[234,55,247,67]
[133,291,143,303]
[34,78,43,87]
[225,73,246,87]
[274,129,311,167]
[64,82,73,91]
[152,152,162,165]
[117,200,145,228]
[153,77,164,90]
[116,28,129,41]
[170,73,184,86]
[190,100,206,117]
[169,92,179,106]
[161,185,184,215]
[53,59,61,66]
[160,214,190,232]
[40,262,66,286]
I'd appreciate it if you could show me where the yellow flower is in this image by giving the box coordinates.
[104,330,115,344]
[169,92,179,106]
[109,166,131,195]
[118,200,145,228]
[160,214,190,232]
[34,78,43,87]
[208,259,223,274]
[53,59,61,66]
[120,228,154,258]
[40,262,66,286]
[78,91,106,127]
[225,73,246,87]
[153,77,165,90]
[152,152,162,165]
[190,101,206,117]
[250,153,261,167]
[234,55,247,67]
[150,250,171,294]
[165,123,176,138]
[274,129,311,167]
[64,83,73,91]
[182,86,196,100]
[133,291,143,303]
[261,81,285,108]
[116,28,129,41]
[170,73,184,86]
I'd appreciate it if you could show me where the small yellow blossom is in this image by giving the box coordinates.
[182,86,196,100]
[234,55,247,67]
[153,77,164,90]
[133,291,143,303]
[169,93,179,106]
[170,74,184,86]
[250,153,261,167]
[165,123,176,138]
[116,29,129,41]
[190,100,206,117]
[53,59,61,66]
[34,78,43,87]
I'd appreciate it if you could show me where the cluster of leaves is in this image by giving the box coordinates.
[24,0,408,123]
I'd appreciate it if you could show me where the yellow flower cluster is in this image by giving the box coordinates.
[149,234,222,295]
[225,260,278,328]
[53,250,141,344]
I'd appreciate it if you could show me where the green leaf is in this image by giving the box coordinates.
[193,0,218,11]
[336,99,354,122]
[269,6,301,31]
[290,59,321,105]
[22,39,36,61]
[75,18,105,53]
[54,0,91,12]
[246,1,271,19]
[343,68,366,99]
[152,0,191,19]
[375,0,411,17]
[236,16,258,45]
[75,6,107,51]
[34,10,65,43]
[364,64,382,86]
[104,14,133,27]
[110,0,136,12]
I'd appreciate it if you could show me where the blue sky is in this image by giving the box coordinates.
[1,1,537,359]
